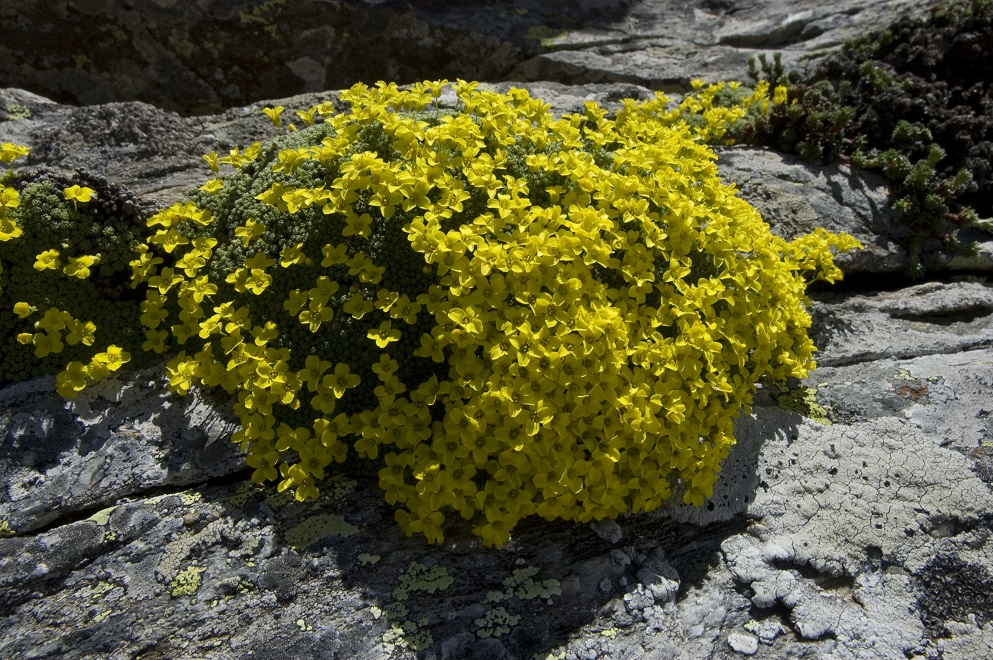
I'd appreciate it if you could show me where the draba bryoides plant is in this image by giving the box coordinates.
[0,149,154,391]
[16,81,860,547]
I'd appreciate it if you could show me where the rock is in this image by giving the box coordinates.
[0,366,242,535]
[727,632,759,655]
[637,548,681,603]
[1,1,934,115]
[715,147,993,274]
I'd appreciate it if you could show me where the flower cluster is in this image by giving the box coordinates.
[126,80,859,546]
[0,161,149,385]
[0,143,29,274]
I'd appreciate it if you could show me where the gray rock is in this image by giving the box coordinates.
[0,0,934,116]
[0,366,242,534]
[716,147,993,273]
[727,632,759,655]
[637,548,682,603]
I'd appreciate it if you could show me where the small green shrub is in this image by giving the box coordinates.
[728,0,993,276]
[0,157,151,387]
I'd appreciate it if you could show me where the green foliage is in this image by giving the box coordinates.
[730,0,993,277]
[0,170,150,385]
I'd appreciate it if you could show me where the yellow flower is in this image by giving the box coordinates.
[0,185,21,209]
[148,267,183,294]
[297,441,334,480]
[343,209,373,238]
[0,142,30,164]
[280,242,307,267]
[235,218,266,247]
[475,508,513,548]
[772,85,789,105]
[374,289,400,313]
[199,178,224,193]
[13,302,36,319]
[296,107,318,126]
[263,105,284,126]
[33,249,60,271]
[342,290,374,319]
[202,151,220,172]
[275,424,312,452]
[166,353,198,395]
[65,318,96,346]
[247,445,279,483]
[320,243,349,266]
[415,332,445,363]
[63,254,101,279]
[368,320,401,348]
[298,302,333,332]
[63,185,95,208]
[36,307,69,332]
[55,362,90,398]
[32,331,63,358]
[324,363,360,398]
[371,353,399,379]
[142,328,169,353]
[298,355,333,392]
[92,345,131,371]
[129,246,164,286]
[244,268,273,295]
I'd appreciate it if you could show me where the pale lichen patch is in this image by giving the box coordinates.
[474,606,521,639]
[776,384,832,425]
[170,565,206,598]
[284,513,358,549]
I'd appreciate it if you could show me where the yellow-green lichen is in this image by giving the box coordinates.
[220,482,258,508]
[393,561,454,601]
[296,618,313,632]
[357,552,381,566]
[895,368,916,381]
[503,566,562,601]
[601,627,619,640]
[4,103,31,121]
[775,385,832,425]
[0,520,15,537]
[526,25,568,47]
[383,601,408,619]
[169,566,207,598]
[314,475,358,504]
[92,609,114,623]
[382,619,432,653]
[79,580,117,600]
[265,488,297,511]
[534,653,567,660]
[180,491,203,505]
[284,513,358,549]
[474,606,521,639]
[87,505,118,526]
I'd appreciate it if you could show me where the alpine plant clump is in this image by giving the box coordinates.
[5,81,861,547]
[0,152,151,390]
